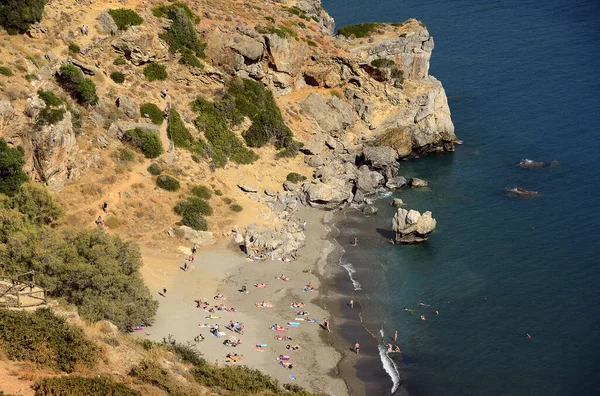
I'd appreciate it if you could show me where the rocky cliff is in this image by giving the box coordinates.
[0,0,457,233]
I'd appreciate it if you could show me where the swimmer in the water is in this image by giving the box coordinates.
[526,333,532,339]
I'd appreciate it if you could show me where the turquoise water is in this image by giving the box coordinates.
[324,0,600,394]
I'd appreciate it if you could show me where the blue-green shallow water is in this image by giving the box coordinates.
[323,0,600,395]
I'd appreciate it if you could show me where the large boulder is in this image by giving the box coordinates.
[301,179,353,210]
[299,93,355,134]
[356,165,385,195]
[264,34,308,76]
[175,226,215,245]
[111,26,169,65]
[98,11,118,35]
[363,146,398,170]
[392,208,436,243]
[239,222,306,258]
[386,176,408,189]
[116,96,139,119]
[409,177,428,188]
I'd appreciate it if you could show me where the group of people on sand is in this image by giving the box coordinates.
[255,301,274,308]
[302,283,317,292]
[195,299,237,312]
[277,274,290,281]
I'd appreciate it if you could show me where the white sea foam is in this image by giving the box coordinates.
[341,261,361,290]
[378,344,401,394]
[377,189,393,198]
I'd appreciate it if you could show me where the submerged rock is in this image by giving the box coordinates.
[362,206,378,215]
[391,198,405,207]
[409,177,428,188]
[386,176,408,190]
[392,208,436,243]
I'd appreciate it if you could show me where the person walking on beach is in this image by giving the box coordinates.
[353,237,358,247]
[191,244,197,254]
[302,220,307,230]
[349,299,354,308]
[394,331,398,343]
[323,318,330,332]
[355,342,360,354]
[162,287,167,296]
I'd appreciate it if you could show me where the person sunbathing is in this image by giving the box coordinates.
[226,307,237,312]
[214,294,226,300]
[277,274,290,281]
[280,362,294,369]
[297,311,310,316]
[291,302,304,308]
[271,324,285,331]
[255,283,268,288]
[286,344,301,351]
[256,301,274,308]
[275,335,293,341]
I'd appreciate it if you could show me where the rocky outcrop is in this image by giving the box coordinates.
[98,11,118,35]
[108,122,160,139]
[235,222,306,258]
[174,226,215,245]
[300,179,353,210]
[391,198,405,207]
[300,93,355,134]
[116,96,139,120]
[294,0,335,34]
[409,177,428,188]
[111,27,169,65]
[392,208,436,243]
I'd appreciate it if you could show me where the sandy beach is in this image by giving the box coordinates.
[141,207,356,395]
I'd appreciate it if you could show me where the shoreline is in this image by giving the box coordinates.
[142,207,350,395]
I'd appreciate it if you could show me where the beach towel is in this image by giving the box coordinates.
[275,329,286,332]
[255,347,265,352]
[217,331,227,337]
[290,375,297,380]
[295,317,307,321]
[277,356,290,361]
[287,322,300,327]
[256,344,268,347]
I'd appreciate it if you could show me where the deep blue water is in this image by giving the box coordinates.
[323,0,600,395]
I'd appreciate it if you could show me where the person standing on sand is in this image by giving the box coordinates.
[353,237,358,247]
[355,342,360,354]
[349,299,354,308]
[192,244,197,254]
[394,331,398,343]
[324,319,330,332]
[302,220,307,230]
[162,287,167,296]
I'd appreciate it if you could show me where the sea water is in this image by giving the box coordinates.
[323,0,600,394]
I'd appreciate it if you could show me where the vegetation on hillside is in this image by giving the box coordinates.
[123,128,163,158]
[108,8,143,31]
[337,22,382,38]
[0,66,14,77]
[286,172,307,184]
[36,89,66,126]
[0,308,99,372]
[0,138,29,196]
[153,3,206,67]
[0,142,158,331]
[167,108,194,148]
[143,62,168,81]
[369,58,404,86]
[174,196,212,231]
[0,0,47,35]
[156,174,180,191]
[110,71,125,84]
[140,103,164,125]
[56,64,99,105]
[34,376,140,396]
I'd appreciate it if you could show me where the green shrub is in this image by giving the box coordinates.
[110,71,125,84]
[286,172,306,184]
[123,128,163,158]
[0,308,99,372]
[213,189,223,196]
[130,360,188,396]
[0,66,13,77]
[37,89,62,107]
[191,185,211,199]
[225,78,299,155]
[175,197,212,217]
[113,57,127,65]
[256,25,297,38]
[306,39,317,47]
[371,58,396,68]
[25,73,38,82]
[147,163,162,175]
[33,376,139,396]
[68,43,80,54]
[117,148,136,162]
[0,0,46,35]
[156,4,206,62]
[56,64,98,105]
[191,365,280,393]
[265,16,275,23]
[37,107,66,126]
[108,8,143,30]
[162,336,206,367]
[167,108,195,148]
[230,204,242,212]
[12,182,64,225]
[140,103,164,125]
[143,62,168,81]
[337,22,382,38]
[156,175,180,191]
[0,138,29,196]
[222,197,232,205]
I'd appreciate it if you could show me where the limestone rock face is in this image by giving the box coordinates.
[300,179,353,210]
[264,34,308,77]
[300,93,355,134]
[392,208,436,243]
[175,226,215,246]
[116,96,139,119]
[237,183,259,193]
[294,0,335,34]
[111,26,169,65]
[98,11,118,35]
[32,111,76,187]
[386,176,408,189]
[356,165,385,195]
[239,222,306,258]
[363,146,398,170]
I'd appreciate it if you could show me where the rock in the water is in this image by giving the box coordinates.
[362,206,378,215]
[363,146,398,170]
[116,96,139,119]
[238,183,259,193]
[391,198,405,207]
[386,176,408,189]
[409,177,428,188]
[392,208,436,243]
[518,159,544,168]
[175,226,215,245]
